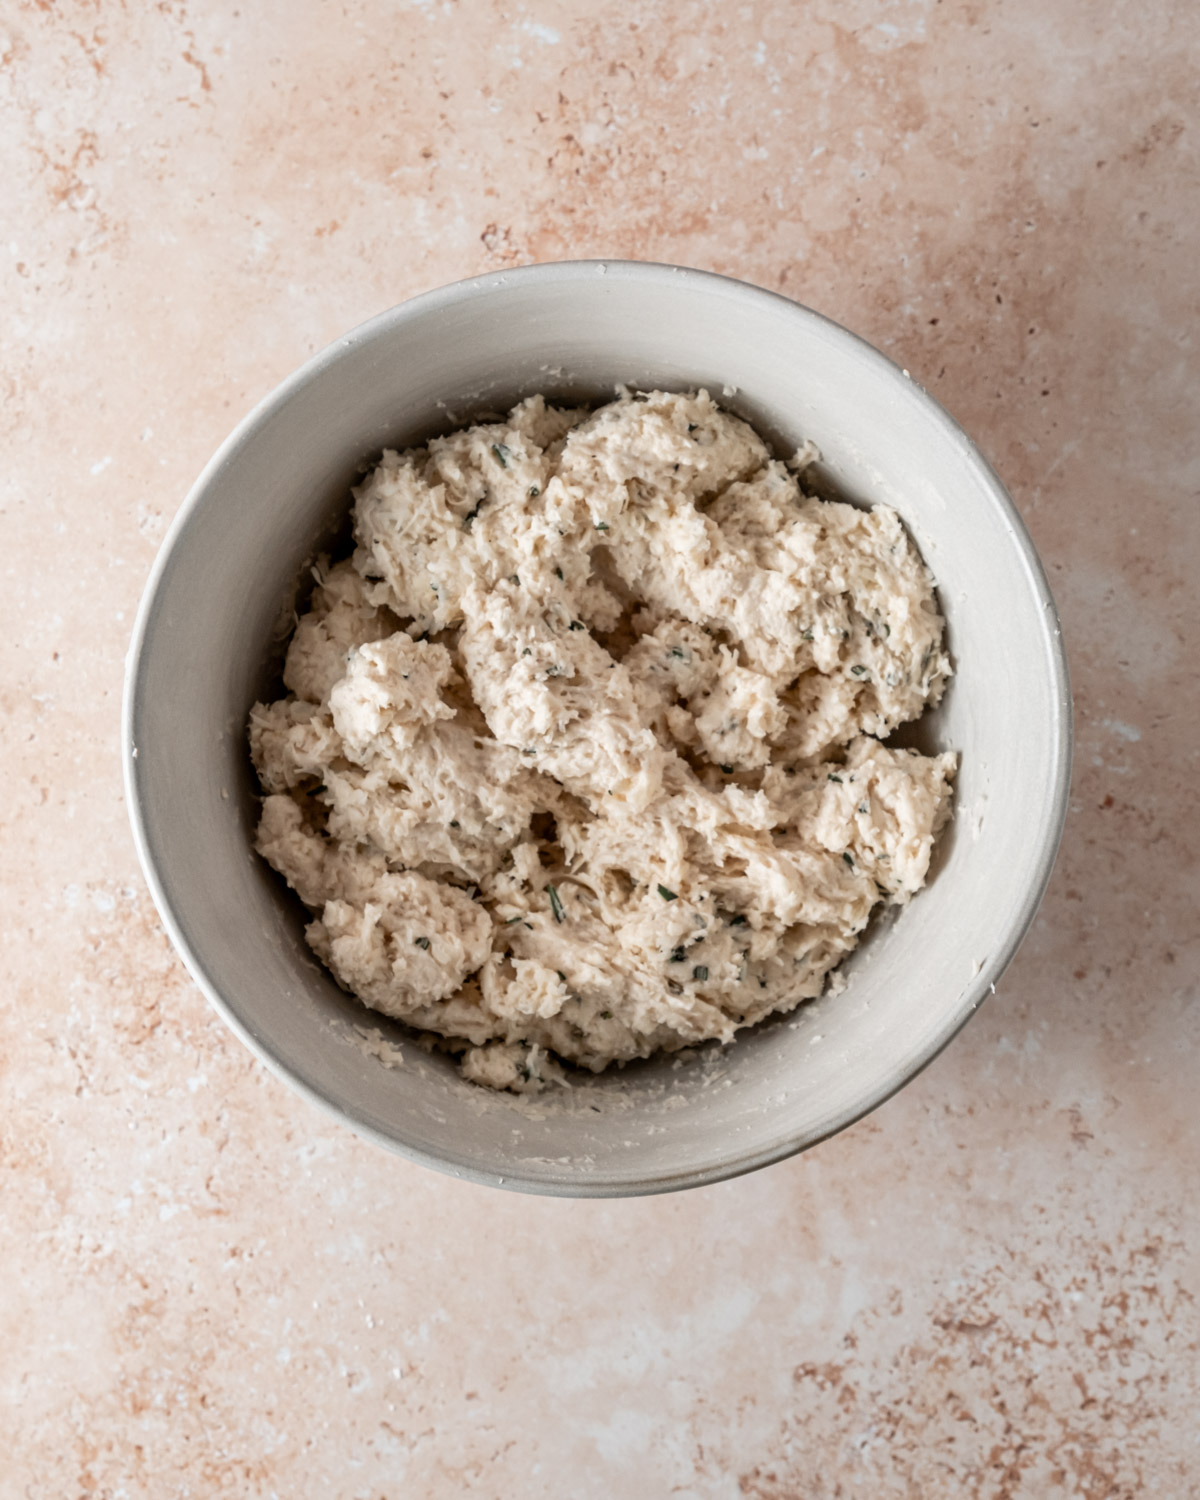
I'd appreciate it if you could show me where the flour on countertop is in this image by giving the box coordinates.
[250,389,955,1091]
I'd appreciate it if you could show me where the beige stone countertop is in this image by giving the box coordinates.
[3,2,1198,1494]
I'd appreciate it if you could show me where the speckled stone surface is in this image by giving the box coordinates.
[3,2,1198,1494]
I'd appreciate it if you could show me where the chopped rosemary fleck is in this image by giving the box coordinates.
[555,567,564,581]
[491,442,511,468]
[669,646,688,659]
[594,520,609,531]
[668,946,686,963]
[556,971,567,983]
[850,664,868,677]
[569,620,584,630]
[827,773,843,783]
[692,965,709,982]
[801,628,814,642]
[414,936,430,950]
[450,820,460,828]
[528,484,540,497]
[842,851,855,868]
[657,884,677,902]
[521,647,531,656]
[504,915,523,925]
[600,1010,613,1019]
[548,884,565,923]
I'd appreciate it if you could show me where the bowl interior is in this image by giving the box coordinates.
[126,263,1069,1195]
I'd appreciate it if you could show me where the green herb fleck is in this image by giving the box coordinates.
[414,936,430,950]
[521,647,531,656]
[548,884,565,923]
[667,980,683,996]
[491,442,511,468]
[594,520,610,531]
[504,915,523,925]
[801,628,814,642]
[450,820,460,828]
[842,851,855,868]
[657,884,677,902]
[528,484,540,497]
[692,965,709,982]
[555,567,564,581]
[720,764,734,775]
[600,1009,613,1020]
[556,971,567,983]
[850,664,868,677]
[882,622,891,637]
[668,946,686,964]
[669,646,689,660]
[827,773,843,784]
[569,620,584,631]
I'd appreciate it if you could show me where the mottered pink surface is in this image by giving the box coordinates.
[2,2,1197,1494]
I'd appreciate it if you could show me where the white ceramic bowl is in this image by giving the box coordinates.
[124,261,1070,1196]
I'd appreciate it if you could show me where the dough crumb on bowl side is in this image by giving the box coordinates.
[249,389,956,1093]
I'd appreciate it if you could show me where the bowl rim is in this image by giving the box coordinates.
[123,258,1073,1197]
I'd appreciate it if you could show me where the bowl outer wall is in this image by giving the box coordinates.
[124,261,1072,1197]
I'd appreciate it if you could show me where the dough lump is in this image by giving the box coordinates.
[250,390,956,1092]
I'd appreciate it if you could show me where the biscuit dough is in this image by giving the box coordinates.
[250,390,956,1091]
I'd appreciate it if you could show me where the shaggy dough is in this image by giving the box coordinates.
[251,390,955,1091]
